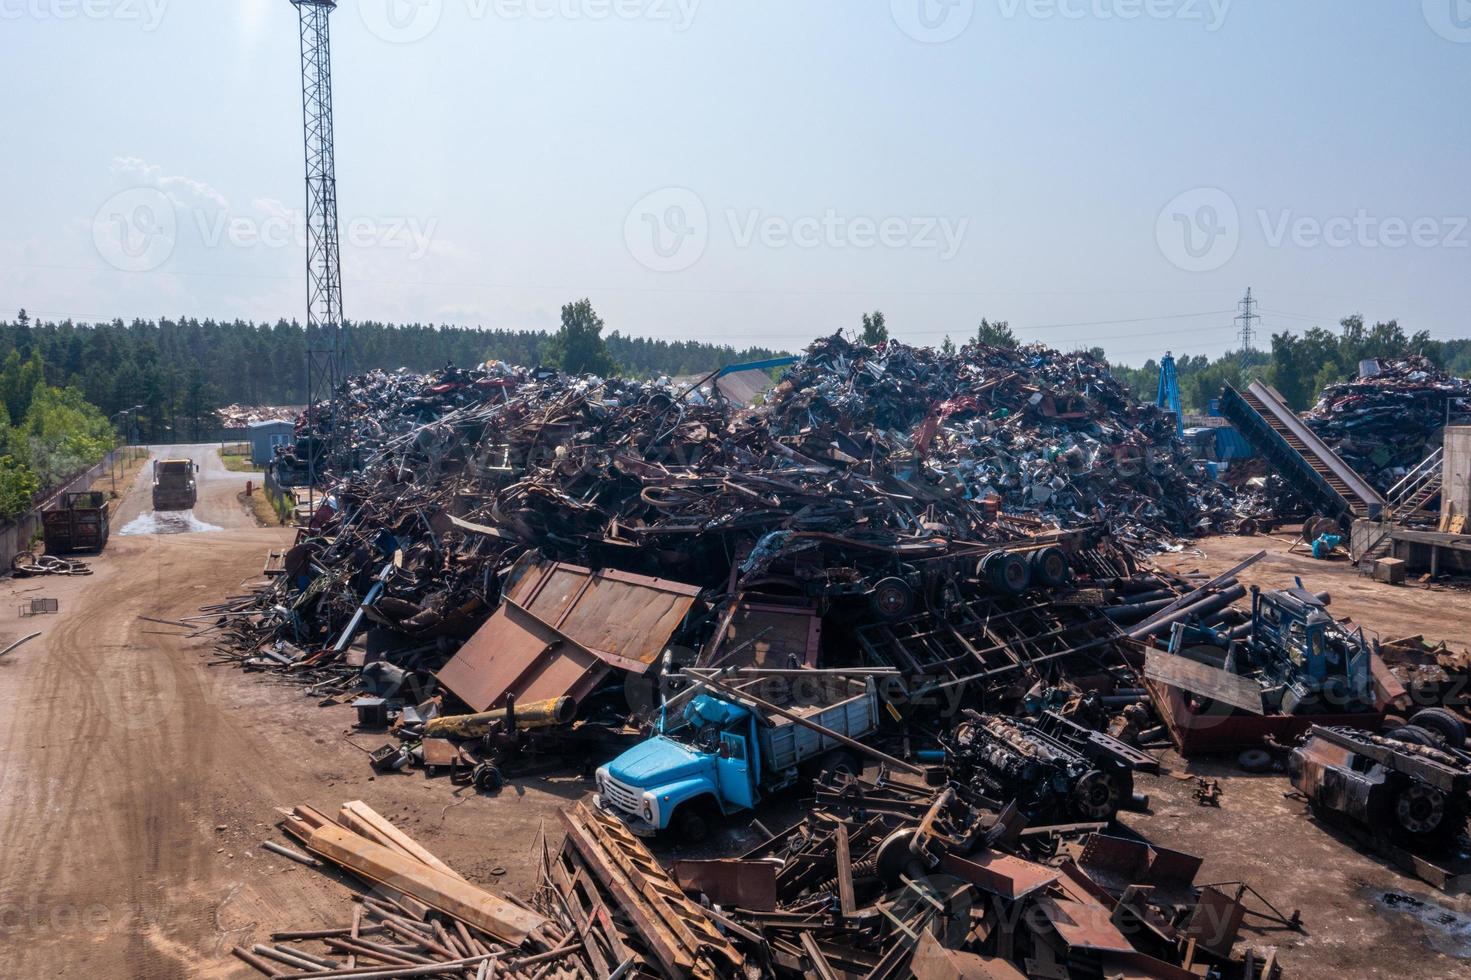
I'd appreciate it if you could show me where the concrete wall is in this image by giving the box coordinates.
[1444,425,1471,526]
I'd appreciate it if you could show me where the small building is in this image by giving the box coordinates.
[247,419,295,466]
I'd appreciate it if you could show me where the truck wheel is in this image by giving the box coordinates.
[1237,748,1274,773]
[672,805,712,844]
[1396,783,1449,837]
[986,552,1031,595]
[816,750,862,782]
[870,577,915,620]
[1388,725,1441,748]
[1409,708,1467,750]
[1029,546,1069,588]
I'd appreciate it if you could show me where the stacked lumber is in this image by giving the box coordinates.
[235,801,588,979]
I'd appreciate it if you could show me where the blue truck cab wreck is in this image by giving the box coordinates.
[595,677,878,841]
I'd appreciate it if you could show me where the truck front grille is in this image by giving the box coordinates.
[602,776,642,814]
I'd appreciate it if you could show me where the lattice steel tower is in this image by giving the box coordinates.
[1235,286,1258,376]
[293,0,344,481]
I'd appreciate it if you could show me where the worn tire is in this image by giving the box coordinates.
[672,804,712,844]
[1030,546,1070,588]
[1388,725,1440,748]
[870,577,915,620]
[1409,708,1467,750]
[1237,748,1273,773]
[986,552,1031,595]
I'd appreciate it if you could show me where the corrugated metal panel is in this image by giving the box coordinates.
[436,559,700,712]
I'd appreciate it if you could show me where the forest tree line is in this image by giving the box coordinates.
[0,309,786,443]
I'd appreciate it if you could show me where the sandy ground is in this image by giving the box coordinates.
[4,469,1471,978]
[0,446,579,978]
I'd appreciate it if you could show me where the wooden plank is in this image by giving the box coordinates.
[287,816,547,946]
[338,800,466,881]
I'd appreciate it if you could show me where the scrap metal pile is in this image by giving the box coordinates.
[595,762,1300,980]
[1304,356,1471,493]
[211,336,1238,717]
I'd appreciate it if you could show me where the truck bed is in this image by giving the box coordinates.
[728,676,878,773]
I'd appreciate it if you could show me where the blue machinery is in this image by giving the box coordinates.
[1155,351,1183,438]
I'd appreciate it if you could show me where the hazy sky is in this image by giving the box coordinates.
[2,0,1468,364]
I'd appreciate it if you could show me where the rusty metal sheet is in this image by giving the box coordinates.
[437,558,699,712]
[1143,648,1264,715]
[435,602,607,712]
[700,599,820,669]
[1033,873,1135,954]
[910,932,1025,980]
[1183,885,1246,956]
[940,851,1059,901]
[1098,951,1201,980]
[672,859,778,911]
[509,560,699,669]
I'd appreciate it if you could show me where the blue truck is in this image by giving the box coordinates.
[594,676,881,841]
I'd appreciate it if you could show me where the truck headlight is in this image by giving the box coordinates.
[595,766,609,790]
[640,793,657,823]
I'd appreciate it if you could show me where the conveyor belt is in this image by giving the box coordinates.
[1220,381,1385,520]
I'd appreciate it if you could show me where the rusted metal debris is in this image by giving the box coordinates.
[203,337,1256,794]
[599,764,1296,980]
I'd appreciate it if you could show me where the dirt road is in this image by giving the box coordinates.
[0,447,576,977]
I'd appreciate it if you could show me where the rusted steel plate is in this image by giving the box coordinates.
[435,602,607,712]
[911,932,1026,980]
[438,559,698,711]
[509,560,698,667]
[940,851,1059,901]
[673,859,778,911]
[1033,872,1135,954]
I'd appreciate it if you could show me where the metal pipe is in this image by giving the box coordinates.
[421,697,575,738]
[1125,584,1247,641]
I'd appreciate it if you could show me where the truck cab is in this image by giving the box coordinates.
[595,676,877,841]
[152,459,199,511]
